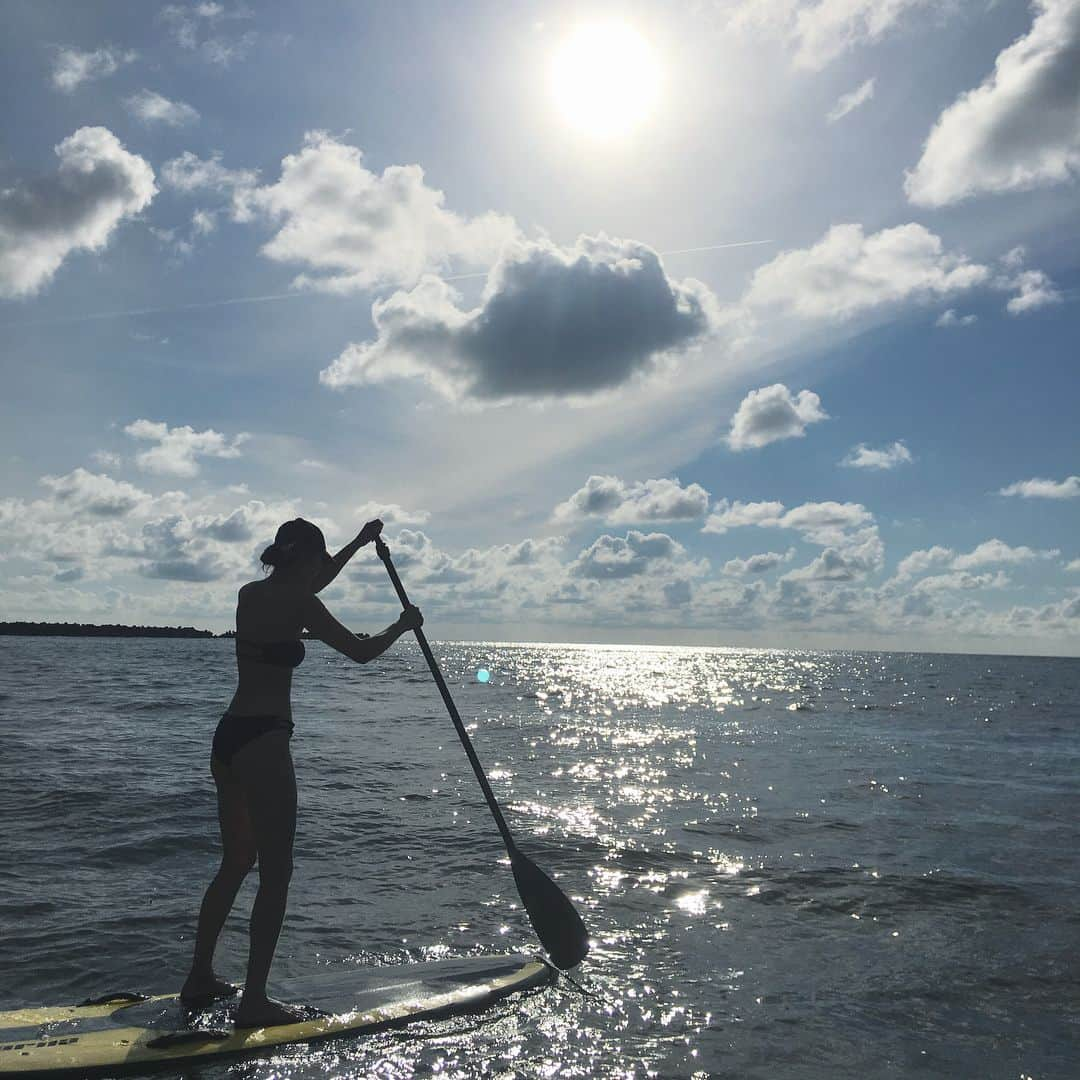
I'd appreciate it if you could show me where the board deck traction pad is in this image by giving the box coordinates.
[0,953,553,1077]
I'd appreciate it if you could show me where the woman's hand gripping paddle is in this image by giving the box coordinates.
[374,535,589,970]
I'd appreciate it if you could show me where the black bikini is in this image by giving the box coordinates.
[213,639,305,765]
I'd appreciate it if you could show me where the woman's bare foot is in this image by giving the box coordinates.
[233,994,311,1029]
[180,971,239,1006]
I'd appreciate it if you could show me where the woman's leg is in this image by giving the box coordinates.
[182,753,258,1000]
[229,729,304,1026]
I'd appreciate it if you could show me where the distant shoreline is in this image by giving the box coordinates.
[0,621,229,638]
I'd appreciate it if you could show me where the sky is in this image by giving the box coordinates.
[1,0,1078,655]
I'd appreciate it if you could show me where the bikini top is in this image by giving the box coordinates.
[236,638,306,668]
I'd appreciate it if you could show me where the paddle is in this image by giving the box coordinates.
[374,535,589,970]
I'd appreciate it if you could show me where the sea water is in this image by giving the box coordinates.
[1,637,1077,1078]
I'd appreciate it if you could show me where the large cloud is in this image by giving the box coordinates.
[39,468,152,518]
[0,127,156,299]
[726,383,827,450]
[552,475,711,526]
[320,234,717,403]
[569,529,693,581]
[741,223,990,325]
[905,0,1080,207]
[952,538,1060,570]
[229,131,517,292]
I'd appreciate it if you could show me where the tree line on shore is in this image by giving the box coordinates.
[0,621,228,638]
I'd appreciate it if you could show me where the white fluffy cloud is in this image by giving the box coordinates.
[1000,475,1080,498]
[952,538,1060,570]
[123,420,249,477]
[50,45,136,91]
[0,127,156,299]
[124,90,200,127]
[570,530,692,581]
[905,0,1080,206]
[1005,268,1063,314]
[353,500,431,526]
[553,475,711,526]
[827,77,876,123]
[741,223,990,325]
[38,468,152,517]
[160,151,259,195]
[320,234,716,403]
[723,549,793,575]
[233,131,518,292]
[702,500,786,534]
[726,384,828,450]
[841,441,912,469]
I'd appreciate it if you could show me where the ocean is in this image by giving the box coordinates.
[1,636,1078,1078]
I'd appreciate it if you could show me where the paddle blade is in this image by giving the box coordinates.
[511,850,589,970]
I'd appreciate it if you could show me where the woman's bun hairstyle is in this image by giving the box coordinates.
[260,517,327,572]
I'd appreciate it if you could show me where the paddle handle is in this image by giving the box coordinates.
[375,537,518,855]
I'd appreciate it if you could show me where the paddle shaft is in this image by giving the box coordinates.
[375,537,518,854]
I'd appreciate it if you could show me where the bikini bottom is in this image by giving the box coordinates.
[212,711,294,767]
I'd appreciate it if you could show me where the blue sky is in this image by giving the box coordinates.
[2,0,1078,654]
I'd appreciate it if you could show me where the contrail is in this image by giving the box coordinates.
[0,239,774,330]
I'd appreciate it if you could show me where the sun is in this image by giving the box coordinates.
[550,21,661,139]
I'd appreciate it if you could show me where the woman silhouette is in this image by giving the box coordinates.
[180,516,423,1027]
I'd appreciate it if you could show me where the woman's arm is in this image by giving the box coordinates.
[301,593,415,664]
[312,536,362,594]
[312,519,383,594]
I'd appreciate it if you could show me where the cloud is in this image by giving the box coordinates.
[952,538,1060,570]
[234,131,518,292]
[905,0,1080,206]
[552,475,711,526]
[722,549,793,575]
[353,500,431,526]
[726,383,827,450]
[703,498,876,553]
[1067,558,1080,571]
[827,77,876,123]
[39,468,151,517]
[1005,268,1063,314]
[896,545,953,578]
[935,308,977,327]
[160,151,259,195]
[841,440,912,469]
[50,45,136,91]
[124,90,200,127]
[702,500,786,534]
[911,570,1011,593]
[725,0,938,71]
[1000,475,1080,499]
[0,127,156,299]
[123,419,249,477]
[135,516,232,582]
[783,530,884,581]
[320,233,717,403]
[570,530,688,580]
[740,223,990,325]
[160,2,256,65]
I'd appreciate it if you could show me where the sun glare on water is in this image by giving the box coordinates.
[551,21,661,138]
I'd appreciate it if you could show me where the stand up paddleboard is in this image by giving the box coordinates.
[0,953,552,1077]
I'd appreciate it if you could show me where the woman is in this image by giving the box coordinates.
[180,516,423,1027]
